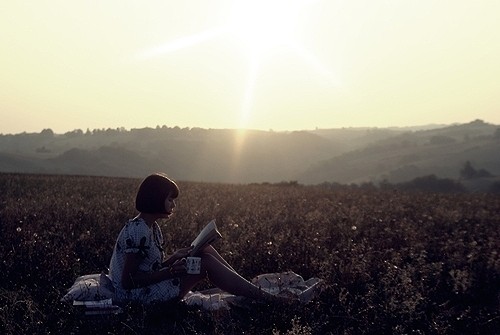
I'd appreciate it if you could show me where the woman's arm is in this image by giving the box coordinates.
[161,246,193,268]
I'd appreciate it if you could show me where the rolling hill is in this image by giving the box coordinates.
[1,120,498,188]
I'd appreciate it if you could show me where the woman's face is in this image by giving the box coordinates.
[163,194,176,217]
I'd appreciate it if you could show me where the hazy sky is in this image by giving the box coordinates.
[1,0,499,134]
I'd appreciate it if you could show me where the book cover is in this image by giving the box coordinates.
[190,219,222,256]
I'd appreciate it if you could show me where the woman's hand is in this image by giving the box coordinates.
[162,246,193,269]
[172,246,193,260]
[168,258,187,277]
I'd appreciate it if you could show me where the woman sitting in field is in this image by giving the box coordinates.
[108,173,288,305]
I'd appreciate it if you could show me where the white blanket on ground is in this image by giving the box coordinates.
[62,271,322,311]
[61,273,115,302]
[183,271,323,310]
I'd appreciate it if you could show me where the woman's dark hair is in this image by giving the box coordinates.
[135,173,179,214]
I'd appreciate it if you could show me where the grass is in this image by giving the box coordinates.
[0,173,499,334]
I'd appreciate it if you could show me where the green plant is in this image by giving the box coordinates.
[0,173,499,334]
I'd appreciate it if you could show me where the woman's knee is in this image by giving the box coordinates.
[200,244,217,256]
[200,253,218,272]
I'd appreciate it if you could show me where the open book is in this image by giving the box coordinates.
[190,219,222,256]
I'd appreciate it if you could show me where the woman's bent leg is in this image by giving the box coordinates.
[201,245,235,271]
[178,253,279,301]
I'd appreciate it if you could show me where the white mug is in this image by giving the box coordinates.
[186,256,201,274]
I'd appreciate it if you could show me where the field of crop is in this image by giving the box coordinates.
[0,173,499,334]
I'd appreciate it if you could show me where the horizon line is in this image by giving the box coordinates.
[1,119,495,136]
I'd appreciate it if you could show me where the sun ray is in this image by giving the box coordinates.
[135,27,227,60]
[239,52,261,128]
[229,129,248,182]
[230,53,260,181]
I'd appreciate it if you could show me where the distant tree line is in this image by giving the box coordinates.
[314,160,498,194]
[0,125,199,137]
[460,160,493,179]
[316,175,499,194]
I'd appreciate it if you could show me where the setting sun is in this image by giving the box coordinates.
[228,0,301,53]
